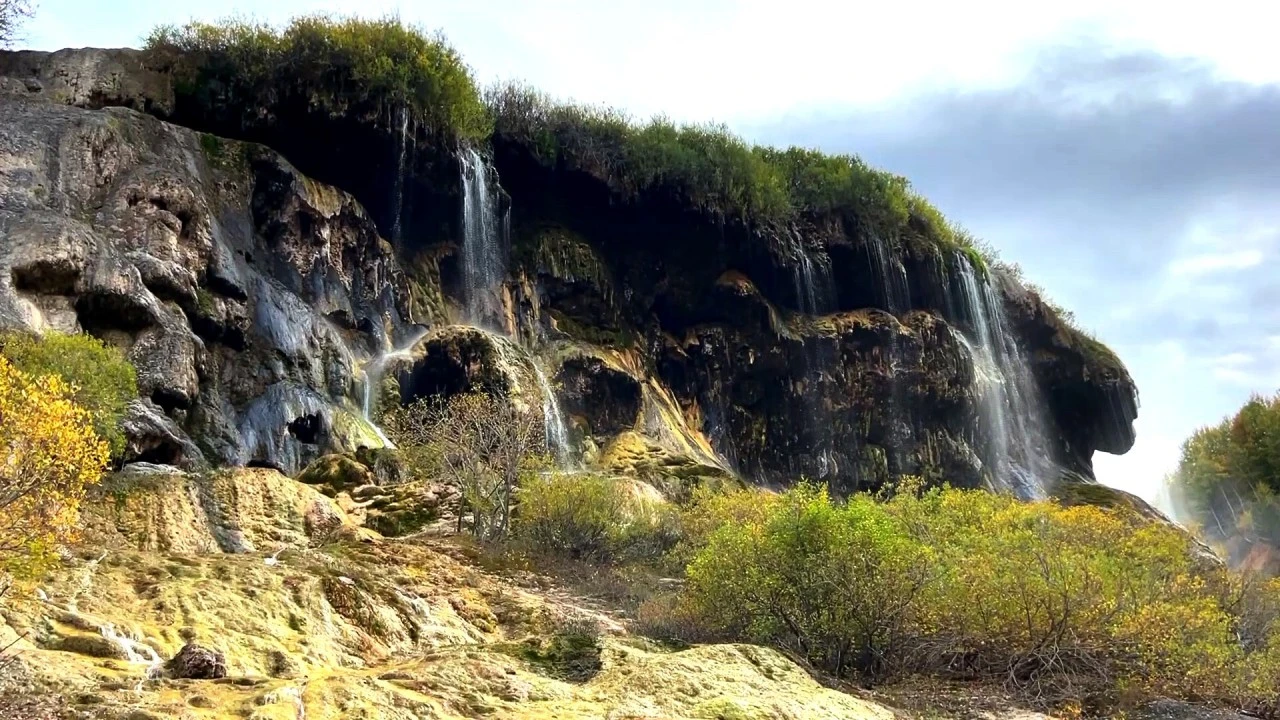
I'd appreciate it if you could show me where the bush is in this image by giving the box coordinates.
[146,15,491,142]
[0,332,137,457]
[0,355,111,577]
[515,472,678,565]
[685,483,934,678]
[383,392,545,540]
[678,483,1265,709]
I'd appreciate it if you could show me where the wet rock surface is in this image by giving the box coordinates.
[0,48,1139,497]
[0,90,410,475]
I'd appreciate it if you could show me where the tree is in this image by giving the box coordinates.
[0,332,138,457]
[0,355,110,577]
[384,392,545,540]
[0,0,35,48]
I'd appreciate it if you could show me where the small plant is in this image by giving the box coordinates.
[515,472,679,565]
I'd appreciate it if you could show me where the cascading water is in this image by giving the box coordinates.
[789,240,839,479]
[360,327,431,446]
[866,233,912,482]
[456,150,575,469]
[531,360,573,468]
[99,623,163,690]
[390,105,412,245]
[951,255,1050,498]
[459,148,508,326]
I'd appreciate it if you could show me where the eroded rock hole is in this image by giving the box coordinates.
[11,259,80,296]
[287,414,323,444]
[74,291,156,333]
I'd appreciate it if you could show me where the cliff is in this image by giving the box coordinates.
[0,46,1137,496]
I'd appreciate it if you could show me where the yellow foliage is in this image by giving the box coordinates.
[0,355,110,577]
[680,483,1265,709]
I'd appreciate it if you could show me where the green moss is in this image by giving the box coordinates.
[499,629,603,683]
[530,227,614,295]
[198,132,223,160]
[193,286,216,316]
[297,453,372,493]
[404,251,449,326]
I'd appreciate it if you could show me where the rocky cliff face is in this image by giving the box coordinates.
[0,48,1138,496]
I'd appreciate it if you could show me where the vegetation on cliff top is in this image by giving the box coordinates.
[488,82,978,258]
[143,16,1123,372]
[145,16,491,141]
[144,17,976,254]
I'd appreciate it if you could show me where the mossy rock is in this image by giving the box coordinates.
[1052,477,1165,523]
[297,454,374,494]
[505,630,603,683]
[52,633,129,659]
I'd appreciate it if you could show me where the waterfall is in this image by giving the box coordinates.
[789,241,839,479]
[360,327,430,446]
[867,233,912,484]
[390,105,412,245]
[531,360,573,468]
[99,623,163,689]
[952,255,1050,498]
[457,151,577,470]
[866,232,910,312]
[459,148,508,325]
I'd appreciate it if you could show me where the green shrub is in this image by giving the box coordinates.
[0,331,137,456]
[679,482,1259,708]
[685,483,933,678]
[515,472,677,564]
[146,15,491,142]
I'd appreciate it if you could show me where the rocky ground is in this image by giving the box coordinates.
[0,465,1251,719]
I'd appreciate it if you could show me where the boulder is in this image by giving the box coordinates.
[166,643,227,680]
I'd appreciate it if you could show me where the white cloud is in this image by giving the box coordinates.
[1167,249,1265,277]
[26,0,1280,122]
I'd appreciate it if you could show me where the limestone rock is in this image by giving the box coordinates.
[0,48,1141,494]
[166,643,227,680]
[119,399,208,471]
[82,465,358,553]
[299,453,453,537]
[0,48,173,112]
[0,90,414,475]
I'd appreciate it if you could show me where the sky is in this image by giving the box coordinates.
[20,0,1280,509]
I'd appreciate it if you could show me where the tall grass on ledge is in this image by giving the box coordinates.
[145,15,492,142]
[487,82,980,259]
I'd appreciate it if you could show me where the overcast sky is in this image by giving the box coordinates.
[22,0,1280,509]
